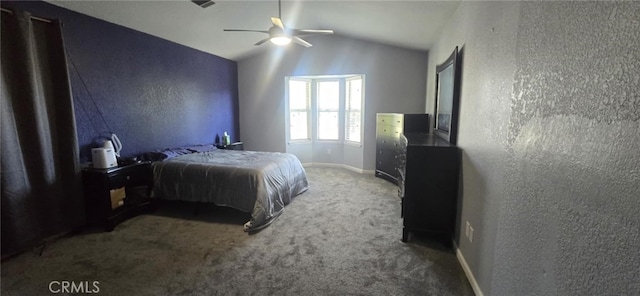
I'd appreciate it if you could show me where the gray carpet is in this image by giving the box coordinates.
[1,167,473,296]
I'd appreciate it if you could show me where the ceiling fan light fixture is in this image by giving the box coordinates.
[224,0,332,48]
[270,36,291,46]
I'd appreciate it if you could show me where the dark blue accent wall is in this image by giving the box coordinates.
[3,1,239,162]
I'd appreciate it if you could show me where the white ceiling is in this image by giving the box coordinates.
[46,0,460,61]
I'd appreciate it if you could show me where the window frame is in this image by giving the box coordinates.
[286,75,364,145]
[286,77,312,143]
[315,79,341,142]
[344,76,364,146]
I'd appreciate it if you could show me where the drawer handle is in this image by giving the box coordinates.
[126,175,130,180]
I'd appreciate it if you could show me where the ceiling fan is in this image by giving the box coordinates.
[223,0,334,47]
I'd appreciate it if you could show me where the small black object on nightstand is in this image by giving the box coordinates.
[81,162,155,231]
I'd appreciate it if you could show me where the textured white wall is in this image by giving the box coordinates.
[431,1,640,295]
[495,2,640,295]
[426,2,520,295]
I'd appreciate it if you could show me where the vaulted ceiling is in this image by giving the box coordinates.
[46,0,460,61]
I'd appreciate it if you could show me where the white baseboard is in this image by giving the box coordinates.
[453,241,484,296]
[302,162,374,174]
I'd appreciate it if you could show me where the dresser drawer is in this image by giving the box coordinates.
[107,164,152,188]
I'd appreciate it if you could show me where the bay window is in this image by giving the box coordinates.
[286,75,364,144]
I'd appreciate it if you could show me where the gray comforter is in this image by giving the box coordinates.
[151,149,309,231]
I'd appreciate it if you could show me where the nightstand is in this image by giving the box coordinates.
[216,141,244,150]
[82,162,155,231]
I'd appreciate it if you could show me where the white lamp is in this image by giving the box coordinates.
[270,36,291,45]
[268,26,291,46]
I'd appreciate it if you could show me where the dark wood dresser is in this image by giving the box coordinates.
[398,133,461,245]
[375,113,429,184]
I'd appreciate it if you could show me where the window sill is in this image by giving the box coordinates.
[288,140,362,148]
[344,141,362,148]
[288,140,312,145]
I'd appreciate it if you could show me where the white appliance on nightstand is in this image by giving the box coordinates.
[91,134,122,169]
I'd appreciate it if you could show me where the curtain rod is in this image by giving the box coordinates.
[1,7,53,23]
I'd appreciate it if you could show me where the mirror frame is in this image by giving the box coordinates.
[434,46,461,145]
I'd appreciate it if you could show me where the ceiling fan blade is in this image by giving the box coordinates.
[224,29,269,33]
[291,29,334,37]
[292,36,312,48]
[255,37,271,46]
[271,17,285,29]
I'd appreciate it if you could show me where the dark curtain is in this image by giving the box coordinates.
[1,10,84,257]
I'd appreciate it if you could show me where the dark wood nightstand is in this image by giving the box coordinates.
[216,141,244,150]
[82,162,155,231]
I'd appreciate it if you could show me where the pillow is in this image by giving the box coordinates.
[163,147,193,157]
[140,151,168,162]
[140,144,220,162]
[141,147,194,162]
[184,144,217,153]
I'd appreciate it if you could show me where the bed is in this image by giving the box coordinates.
[144,145,309,231]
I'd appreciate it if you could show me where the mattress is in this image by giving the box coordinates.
[151,149,309,231]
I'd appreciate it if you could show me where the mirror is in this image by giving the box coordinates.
[434,46,461,144]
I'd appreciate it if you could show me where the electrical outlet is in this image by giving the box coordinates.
[465,221,470,238]
[327,148,331,154]
[469,226,474,243]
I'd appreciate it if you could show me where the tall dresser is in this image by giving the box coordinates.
[397,133,461,245]
[375,113,429,184]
